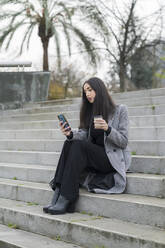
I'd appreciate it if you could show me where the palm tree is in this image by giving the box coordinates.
[0,0,105,71]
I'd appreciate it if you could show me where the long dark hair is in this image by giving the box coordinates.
[79,77,116,129]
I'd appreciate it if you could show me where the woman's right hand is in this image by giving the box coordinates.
[59,121,72,136]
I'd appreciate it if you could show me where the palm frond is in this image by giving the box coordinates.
[49,1,59,16]
[57,2,74,24]
[26,2,41,19]
[5,28,17,50]
[79,3,110,43]
[0,0,25,5]
[9,9,26,27]
[0,20,28,48]
[19,23,35,55]
[52,26,61,70]
[60,21,71,56]
[0,13,14,21]
[71,25,99,65]
[27,24,36,50]
[41,0,48,9]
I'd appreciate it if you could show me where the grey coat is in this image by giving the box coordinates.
[70,104,132,194]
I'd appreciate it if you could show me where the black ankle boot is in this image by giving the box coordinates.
[48,194,76,215]
[43,187,60,213]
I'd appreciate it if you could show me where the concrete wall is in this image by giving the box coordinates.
[0,72,50,109]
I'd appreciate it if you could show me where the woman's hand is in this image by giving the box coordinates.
[94,118,108,131]
[59,121,72,136]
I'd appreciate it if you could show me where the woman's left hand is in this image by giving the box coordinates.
[94,118,108,131]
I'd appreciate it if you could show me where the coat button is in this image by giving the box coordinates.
[113,149,116,152]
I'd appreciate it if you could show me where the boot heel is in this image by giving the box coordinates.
[67,201,76,213]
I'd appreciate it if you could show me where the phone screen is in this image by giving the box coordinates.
[57,114,71,130]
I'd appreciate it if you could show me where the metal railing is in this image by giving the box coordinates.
[0,61,32,71]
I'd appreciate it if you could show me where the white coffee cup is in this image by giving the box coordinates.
[94,115,103,121]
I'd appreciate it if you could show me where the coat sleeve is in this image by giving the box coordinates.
[69,128,88,141]
[106,105,129,149]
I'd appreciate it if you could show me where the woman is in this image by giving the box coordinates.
[43,77,131,215]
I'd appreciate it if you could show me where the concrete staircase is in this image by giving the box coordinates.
[0,88,165,247]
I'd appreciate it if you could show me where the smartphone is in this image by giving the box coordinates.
[57,114,71,130]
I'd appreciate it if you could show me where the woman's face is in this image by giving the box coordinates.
[83,83,96,103]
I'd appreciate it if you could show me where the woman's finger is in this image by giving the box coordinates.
[94,120,106,125]
[60,122,67,131]
[59,121,62,125]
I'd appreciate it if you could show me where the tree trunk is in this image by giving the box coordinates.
[119,64,127,92]
[64,82,69,98]
[42,38,49,71]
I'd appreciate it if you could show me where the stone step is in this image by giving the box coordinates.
[0,153,165,186]
[129,155,165,175]
[128,104,165,116]
[0,119,79,130]
[0,198,165,248]
[0,151,164,174]
[0,139,164,156]
[0,105,77,116]
[126,173,165,198]
[0,111,80,122]
[0,114,164,129]
[117,95,165,107]
[0,104,80,116]
[0,224,82,248]
[23,88,165,107]
[23,94,165,108]
[0,129,75,140]
[0,178,165,228]
[1,103,165,121]
[129,140,165,156]
[1,104,165,122]
[129,126,165,140]
[0,167,165,198]
[0,139,64,152]
[129,114,165,127]
[23,97,80,108]
[0,127,165,141]
[0,163,54,183]
[1,91,165,117]
[0,150,60,166]
[112,87,165,99]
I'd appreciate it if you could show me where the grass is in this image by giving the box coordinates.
[53,235,61,241]
[152,105,155,110]
[8,223,19,229]
[80,210,93,216]
[27,202,39,206]
[94,246,105,248]
[13,177,17,180]
[70,215,102,223]
[131,151,136,155]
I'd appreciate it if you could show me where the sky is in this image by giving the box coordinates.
[0,0,165,79]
